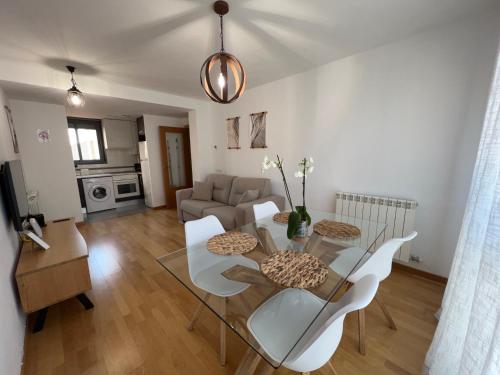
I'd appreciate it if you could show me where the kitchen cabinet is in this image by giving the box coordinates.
[103,119,137,150]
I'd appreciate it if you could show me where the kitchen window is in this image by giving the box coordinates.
[67,118,106,164]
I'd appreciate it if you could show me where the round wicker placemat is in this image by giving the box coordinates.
[207,232,258,255]
[313,219,361,239]
[260,251,328,289]
[272,212,290,224]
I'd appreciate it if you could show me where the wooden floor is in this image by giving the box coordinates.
[21,209,444,375]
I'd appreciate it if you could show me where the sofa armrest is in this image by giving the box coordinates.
[176,188,193,222]
[235,195,286,227]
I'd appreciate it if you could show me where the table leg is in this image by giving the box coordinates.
[33,308,48,333]
[76,293,94,310]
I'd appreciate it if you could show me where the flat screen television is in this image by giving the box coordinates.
[1,160,29,231]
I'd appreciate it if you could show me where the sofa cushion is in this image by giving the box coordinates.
[180,199,225,218]
[191,181,213,201]
[238,189,260,204]
[228,177,272,206]
[205,174,235,204]
[203,205,237,230]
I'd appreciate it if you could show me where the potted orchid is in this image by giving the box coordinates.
[261,155,314,239]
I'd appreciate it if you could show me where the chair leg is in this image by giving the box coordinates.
[327,359,339,375]
[219,297,227,366]
[375,294,397,330]
[358,309,366,355]
[187,292,210,331]
[235,347,262,375]
[256,363,275,375]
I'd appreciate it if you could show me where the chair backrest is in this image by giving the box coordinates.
[349,231,418,283]
[253,201,280,221]
[285,275,379,372]
[185,215,225,280]
[185,215,225,247]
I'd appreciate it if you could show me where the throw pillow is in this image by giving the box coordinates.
[238,189,260,204]
[191,181,213,201]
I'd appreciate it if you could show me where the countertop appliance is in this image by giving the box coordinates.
[83,176,117,213]
[112,173,140,199]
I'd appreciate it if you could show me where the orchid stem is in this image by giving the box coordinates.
[302,158,306,219]
[277,155,294,211]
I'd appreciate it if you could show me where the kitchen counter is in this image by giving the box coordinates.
[76,174,113,179]
[76,172,141,179]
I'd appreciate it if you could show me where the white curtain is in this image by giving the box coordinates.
[424,44,500,374]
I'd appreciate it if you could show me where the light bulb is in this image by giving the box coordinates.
[67,91,85,107]
[71,94,81,105]
[218,73,226,89]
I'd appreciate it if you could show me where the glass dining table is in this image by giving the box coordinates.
[157,210,386,373]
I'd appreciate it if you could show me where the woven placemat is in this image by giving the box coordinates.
[207,232,258,255]
[272,212,290,224]
[260,251,328,288]
[313,220,361,239]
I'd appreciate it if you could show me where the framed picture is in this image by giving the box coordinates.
[4,105,19,153]
[250,111,267,149]
[226,116,240,149]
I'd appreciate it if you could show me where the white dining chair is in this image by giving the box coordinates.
[253,201,280,221]
[329,231,418,354]
[246,274,379,374]
[184,215,259,365]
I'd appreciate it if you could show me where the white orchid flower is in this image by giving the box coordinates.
[296,156,314,177]
[261,156,277,174]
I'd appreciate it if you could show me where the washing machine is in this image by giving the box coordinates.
[83,176,117,213]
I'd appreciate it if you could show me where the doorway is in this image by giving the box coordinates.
[159,126,193,209]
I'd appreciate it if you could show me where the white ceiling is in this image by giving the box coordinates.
[1,80,189,119]
[0,0,497,99]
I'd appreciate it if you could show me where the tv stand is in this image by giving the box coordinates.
[15,219,93,332]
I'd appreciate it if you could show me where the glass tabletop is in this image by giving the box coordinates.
[157,210,386,368]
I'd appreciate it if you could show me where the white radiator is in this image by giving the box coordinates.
[335,192,418,262]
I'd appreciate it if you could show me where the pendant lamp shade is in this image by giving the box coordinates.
[200,1,246,104]
[66,65,85,108]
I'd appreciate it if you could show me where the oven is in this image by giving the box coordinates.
[112,173,140,199]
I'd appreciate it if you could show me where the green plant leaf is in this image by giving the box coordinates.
[287,211,301,239]
[295,206,312,226]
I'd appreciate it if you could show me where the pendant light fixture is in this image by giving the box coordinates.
[200,1,246,104]
[66,65,85,108]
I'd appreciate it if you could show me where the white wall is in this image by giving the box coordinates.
[210,10,500,277]
[10,100,83,222]
[0,87,25,375]
[143,114,189,207]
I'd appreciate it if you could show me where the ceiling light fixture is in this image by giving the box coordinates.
[200,1,246,104]
[66,65,85,108]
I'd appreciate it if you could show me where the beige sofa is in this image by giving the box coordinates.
[176,174,285,230]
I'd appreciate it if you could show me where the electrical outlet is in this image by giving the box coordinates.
[409,255,422,263]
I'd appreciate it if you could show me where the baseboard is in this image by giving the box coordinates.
[392,262,447,284]
[152,205,167,210]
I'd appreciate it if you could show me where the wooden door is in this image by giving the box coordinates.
[159,126,193,209]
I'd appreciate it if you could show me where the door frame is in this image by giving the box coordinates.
[159,126,193,209]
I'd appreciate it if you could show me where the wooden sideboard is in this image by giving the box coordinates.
[15,218,93,332]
